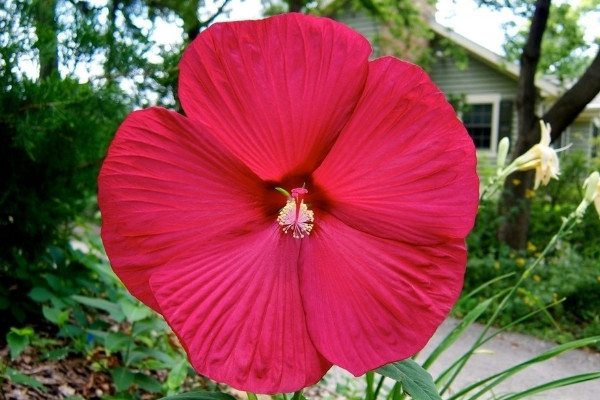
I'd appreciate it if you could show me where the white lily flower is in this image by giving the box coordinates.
[512,120,565,189]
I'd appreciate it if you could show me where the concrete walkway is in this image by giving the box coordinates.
[319,318,600,400]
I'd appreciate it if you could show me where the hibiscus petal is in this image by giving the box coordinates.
[178,13,371,181]
[313,57,479,244]
[148,226,332,394]
[98,107,267,311]
[300,213,466,376]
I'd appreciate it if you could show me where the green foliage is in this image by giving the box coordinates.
[6,327,35,360]
[2,367,47,393]
[312,0,437,66]
[158,391,238,400]
[0,75,128,326]
[377,361,441,400]
[501,1,595,82]
[463,151,600,348]
[529,151,600,258]
[1,76,125,257]
[2,221,213,397]
[0,1,222,397]
[0,0,186,330]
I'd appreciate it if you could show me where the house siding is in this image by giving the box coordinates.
[565,121,594,158]
[429,55,518,100]
[334,10,599,170]
[334,8,380,47]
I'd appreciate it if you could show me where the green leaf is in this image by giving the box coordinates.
[105,331,132,353]
[87,329,108,341]
[120,299,152,322]
[132,317,169,336]
[10,326,34,336]
[42,305,70,326]
[61,324,84,337]
[166,359,190,391]
[6,330,30,360]
[376,360,442,400]
[134,372,163,393]
[45,347,69,360]
[72,295,125,322]
[29,286,53,302]
[45,274,62,293]
[158,391,237,400]
[4,367,46,392]
[111,366,135,392]
[130,347,176,367]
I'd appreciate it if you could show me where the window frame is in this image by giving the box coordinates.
[461,94,501,154]
[592,117,599,158]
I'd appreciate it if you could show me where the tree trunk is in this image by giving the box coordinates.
[542,49,600,137]
[288,0,304,12]
[498,0,550,249]
[33,0,58,81]
[105,0,120,76]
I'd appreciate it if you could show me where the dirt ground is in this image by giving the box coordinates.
[1,344,114,400]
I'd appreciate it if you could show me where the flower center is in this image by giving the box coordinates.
[276,187,314,239]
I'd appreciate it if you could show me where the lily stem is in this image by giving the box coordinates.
[292,389,304,400]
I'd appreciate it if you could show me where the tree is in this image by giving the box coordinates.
[495,0,600,249]
[0,0,240,327]
[33,0,59,80]
[145,0,235,41]
[502,1,594,84]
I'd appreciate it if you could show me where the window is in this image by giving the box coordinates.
[460,94,502,153]
[463,103,493,149]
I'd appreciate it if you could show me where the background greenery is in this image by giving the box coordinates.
[461,151,600,349]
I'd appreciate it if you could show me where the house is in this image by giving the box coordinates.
[331,5,600,171]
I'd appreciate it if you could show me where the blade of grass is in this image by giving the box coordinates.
[493,372,600,400]
[457,273,515,303]
[366,371,375,400]
[421,296,497,370]
[438,212,581,396]
[516,288,561,331]
[373,375,386,400]
[434,297,566,390]
[447,336,600,400]
[421,276,514,371]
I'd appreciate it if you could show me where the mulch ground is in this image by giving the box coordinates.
[1,339,339,400]
[1,343,115,400]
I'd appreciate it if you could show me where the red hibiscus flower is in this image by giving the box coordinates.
[98,13,479,394]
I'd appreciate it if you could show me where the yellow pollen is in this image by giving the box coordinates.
[276,188,314,239]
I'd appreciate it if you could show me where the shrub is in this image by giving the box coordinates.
[0,74,129,327]
[462,150,600,345]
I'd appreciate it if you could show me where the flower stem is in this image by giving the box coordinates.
[365,371,374,400]
[247,392,258,400]
[373,375,386,400]
[292,389,304,400]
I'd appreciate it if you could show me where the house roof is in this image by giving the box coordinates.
[327,1,598,115]
[428,19,562,98]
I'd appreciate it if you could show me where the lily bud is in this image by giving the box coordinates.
[583,172,599,204]
[496,137,510,173]
[576,172,600,218]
